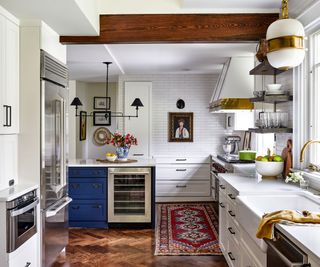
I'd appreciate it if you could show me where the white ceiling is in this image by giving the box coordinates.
[67,43,257,82]
[0,0,99,35]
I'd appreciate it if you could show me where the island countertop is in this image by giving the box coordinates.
[68,158,156,167]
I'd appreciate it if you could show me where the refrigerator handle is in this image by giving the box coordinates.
[46,197,72,218]
[53,99,65,187]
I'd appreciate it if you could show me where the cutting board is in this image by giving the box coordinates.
[281,139,292,178]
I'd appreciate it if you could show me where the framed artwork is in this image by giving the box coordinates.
[79,111,87,141]
[94,97,111,110]
[93,111,111,126]
[168,112,193,142]
[242,131,252,150]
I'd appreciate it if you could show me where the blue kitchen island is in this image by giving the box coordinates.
[68,159,156,229]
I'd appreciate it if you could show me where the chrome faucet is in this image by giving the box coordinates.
[300,140,320,163]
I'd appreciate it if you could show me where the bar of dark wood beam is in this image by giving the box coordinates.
[60,13,279,44]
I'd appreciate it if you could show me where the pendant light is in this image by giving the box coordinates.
[71,62,144,119]
[266,0,305,70]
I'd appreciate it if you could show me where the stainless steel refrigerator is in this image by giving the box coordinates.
[40,50,72,267]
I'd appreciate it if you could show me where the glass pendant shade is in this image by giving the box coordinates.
[266,16,305,70]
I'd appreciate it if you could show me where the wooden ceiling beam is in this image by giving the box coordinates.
[60,13,279,44]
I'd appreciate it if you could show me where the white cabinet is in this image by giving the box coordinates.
[0,135,18,190]
[155,156,211,202]
[0,13,19,134]
[219,178,266,267]
[9,234,38,267]
[124,82,152,158]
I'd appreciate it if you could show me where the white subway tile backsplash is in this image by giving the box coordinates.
[117,74,227,156]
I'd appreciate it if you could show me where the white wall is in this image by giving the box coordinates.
[75,0,99,34]
[74,82,118,159]
[19,20,67,185]
[117,74,227,156]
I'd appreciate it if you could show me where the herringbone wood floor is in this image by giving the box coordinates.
[52,228,228,267]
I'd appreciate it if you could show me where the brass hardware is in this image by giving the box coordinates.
[300,140,320,163]
[281,0,289,19]
[268,36,304,53]
[210,98,254,111]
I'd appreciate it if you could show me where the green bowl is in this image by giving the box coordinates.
[239,150,256,161]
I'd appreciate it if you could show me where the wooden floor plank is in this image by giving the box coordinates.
[52,228,228,267]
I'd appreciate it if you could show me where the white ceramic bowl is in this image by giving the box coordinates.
[266,84,282,91]
[106,155,117,162]
[255,160,284,178]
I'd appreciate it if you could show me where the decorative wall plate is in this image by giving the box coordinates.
[93,127,112,146]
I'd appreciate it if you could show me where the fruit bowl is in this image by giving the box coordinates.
[106,153,117,162]
[255,160,284,179]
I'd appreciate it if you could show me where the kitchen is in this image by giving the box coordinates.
[0,0,319,267]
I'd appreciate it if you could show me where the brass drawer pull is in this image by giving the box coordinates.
[228,252,236,261]
[228,193,236,200]
[219,185,226,190]
[219,202,225,208]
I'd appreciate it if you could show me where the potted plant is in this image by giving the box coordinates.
[108,132,137,161]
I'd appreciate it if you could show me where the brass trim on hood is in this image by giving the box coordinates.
[209,98,254,112]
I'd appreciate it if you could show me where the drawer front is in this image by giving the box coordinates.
[227,201,239,227]
[69,167,107,178]
[154,156,210,164]
[69,178,106,199]
[156,165,209,180]
[156,181,210,197]
[227,240,241,267]
[226,186,238,205]
[227,216,240,246]
[69,200,106,221]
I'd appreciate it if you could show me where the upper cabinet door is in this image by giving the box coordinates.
[124,82,152,158]
[0,14,19,134]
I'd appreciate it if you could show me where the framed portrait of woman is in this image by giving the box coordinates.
[168,112,193,142]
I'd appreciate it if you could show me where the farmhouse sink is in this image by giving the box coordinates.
[237,193,320,251]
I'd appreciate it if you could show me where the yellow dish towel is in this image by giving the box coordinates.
[256,210,320,239]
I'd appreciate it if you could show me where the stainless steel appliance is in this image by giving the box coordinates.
[6,189,39,253]
[40,50,72,267]
[108,168,151,223]
[265,230,309,267]
[224,135,241,155]
[211,156,255,202]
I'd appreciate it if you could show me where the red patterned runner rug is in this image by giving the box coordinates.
[155,203,222,256]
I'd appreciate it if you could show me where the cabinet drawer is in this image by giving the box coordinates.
[154,156,209,164]
[227,241,241,267]
[69,178,106,199]
[227,216,240,246]
[156,165,209,180]
[226,186,238,205]
[156,181,210,197]
[69,167,107,178]
[227,202,239,229]
[69,200,106,221]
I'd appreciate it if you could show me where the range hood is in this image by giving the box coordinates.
[209,57,254,113]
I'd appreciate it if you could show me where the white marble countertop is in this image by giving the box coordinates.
[219,173,320,262]
[0,184,39,202]
[68,158,156,167]
[218,173,302,195]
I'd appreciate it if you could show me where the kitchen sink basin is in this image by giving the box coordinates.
[237,193,320,251]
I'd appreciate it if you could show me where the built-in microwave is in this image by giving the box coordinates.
[6,189,39,253]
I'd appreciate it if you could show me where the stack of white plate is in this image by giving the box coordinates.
[266,84,284,95]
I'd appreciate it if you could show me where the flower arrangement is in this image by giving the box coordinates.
[285,172,304,183]
[108,132,137,148]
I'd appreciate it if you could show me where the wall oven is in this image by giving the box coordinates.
[108,168,151,223]
[6,189,39,253]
